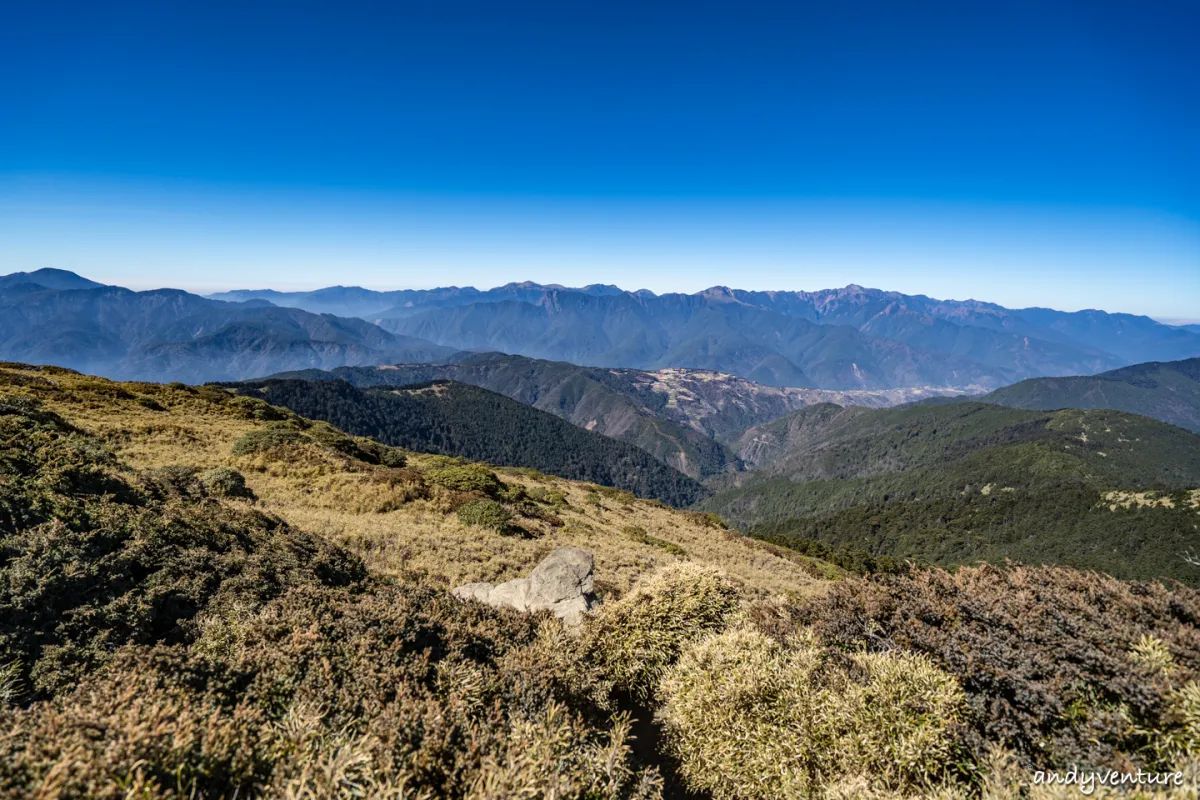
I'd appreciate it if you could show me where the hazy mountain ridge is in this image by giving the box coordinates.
[379,289,1013,389]
[212,279,1200,388]
[983,357,1200,433]
[6,271,1197,390]
[0,278,457,382]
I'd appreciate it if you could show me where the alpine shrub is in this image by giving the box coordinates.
[659,626,965,798]
[456,498,512,532]
[199,467,255,500]
[427,464,505,497]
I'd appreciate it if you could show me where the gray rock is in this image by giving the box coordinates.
[451,582,494,603]
[488,578,532,612]
[451,547,597,627]
[527,547,594,609]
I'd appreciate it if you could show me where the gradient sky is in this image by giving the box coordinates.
[2,1,1198,319]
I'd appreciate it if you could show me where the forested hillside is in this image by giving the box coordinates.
[705,401,1200,582]
[271,353,960,478]
[984,356,1200,433]
[226,377,707,506]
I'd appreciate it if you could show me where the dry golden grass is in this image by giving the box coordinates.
[0,364,831,598]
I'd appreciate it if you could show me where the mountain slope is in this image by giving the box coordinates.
[225,377,708,505]
[983,357,1200,433]
[704,401,1200,583]
[0,276,457,382]
[270,353,966,478]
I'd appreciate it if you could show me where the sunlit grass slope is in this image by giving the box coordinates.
[0,362,832,597]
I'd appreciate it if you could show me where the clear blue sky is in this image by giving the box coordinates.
[2,1,1197,318]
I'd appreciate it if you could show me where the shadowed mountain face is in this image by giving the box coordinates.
[703,400,1200,584]
[212,281,1200,389]
[983,357,1200,433]
[0,280,457,383]
[270,353,965,478]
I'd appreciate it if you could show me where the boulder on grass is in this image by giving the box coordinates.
[452,546,597,626]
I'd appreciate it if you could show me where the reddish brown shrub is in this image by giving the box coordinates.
[771,563,1200,771]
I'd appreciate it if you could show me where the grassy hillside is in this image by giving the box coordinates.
[984,356,1200,433]
[706,401,1200,583]
[223,377,708,507]
[0,363,819,597]
[2,363,1199,798]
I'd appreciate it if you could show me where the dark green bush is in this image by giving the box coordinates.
[198,467,255,500]
[230,425,309,456]
[456,499,513,532]
[754,532,909,576]
[682,511,727,530]
[138,465,205,500]
[378,446,407,468]
[135,396,165,411]
[527,486,568,508]
[427,464,505,497]
[622,525,687,558]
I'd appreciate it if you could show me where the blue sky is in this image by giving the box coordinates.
[2,1,1198,319]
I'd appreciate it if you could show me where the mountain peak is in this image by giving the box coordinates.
[0,268,106,292]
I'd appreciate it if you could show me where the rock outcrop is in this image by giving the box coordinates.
[452,546,597,626]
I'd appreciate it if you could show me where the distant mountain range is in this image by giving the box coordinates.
[0,269,455,382]
[213,280,1200,389]
[702,400,1200,583]
[983,357,1200,433]
[3,269,1198,390]
[224,376,706,506]
[270,353,963,478]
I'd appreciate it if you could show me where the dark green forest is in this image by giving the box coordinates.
[706,401,1200,583]
[224,378,707,506]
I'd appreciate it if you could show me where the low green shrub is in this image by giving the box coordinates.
[527,486,568,508]
[377,446,407,468]
[621,525,687,558]
[659,626,965,798]
[682,511,728,530]
[135,396,164,411]
[499,483,529,504]
[456,498,513,532]
[427,463,506,497]
[231,425,309,456]
[594,485,637,504]
[138,465,205,500]
[305,422,378,462]
[198,467,255,500]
